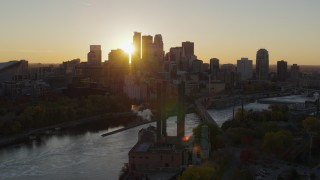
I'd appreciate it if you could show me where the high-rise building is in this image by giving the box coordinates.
[108,49,129,65]
[132,32,141,68]
[290,64,300,84]
[87,45,102,65]
[151,34,164,62]
[237,58,253,81]
[169,47,185,71]
[256,49,269,80]
[154,34,163,50]
[210,58,219,77]
[147,34,165,72]
[202,63,209,72]
[169,47,184,62]
[192,59,203,73]
[277,60,287,82]
[142,35,153,61]
[220,64,237,90]
[107,49,129,94]
[181,41,194,71]
[182,41,194,57]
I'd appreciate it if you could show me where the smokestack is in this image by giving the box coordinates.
[161,81,167,137]
[177,81,185,140]
[156,81,162,141]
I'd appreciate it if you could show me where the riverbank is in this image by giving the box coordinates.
[0,112,136,148]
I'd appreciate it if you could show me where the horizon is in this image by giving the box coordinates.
[1,0,320,65]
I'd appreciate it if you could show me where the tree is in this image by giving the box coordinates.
[262,130,293,155]
[302,117,320,131]
[302,117,320,163]
[234,108,248,122]
[178,166,218,180]
[257,122,279,138]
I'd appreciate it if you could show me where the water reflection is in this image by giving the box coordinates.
[0,114,199,180]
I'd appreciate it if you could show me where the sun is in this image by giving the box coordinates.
[122,43,135,55]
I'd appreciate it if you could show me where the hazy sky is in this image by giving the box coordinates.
[0,0,319,65]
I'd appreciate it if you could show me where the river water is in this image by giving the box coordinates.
[0,95,315,180]
[0,114,200,180]
[208,95,316,127]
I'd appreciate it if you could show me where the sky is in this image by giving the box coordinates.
[0,0,319,65]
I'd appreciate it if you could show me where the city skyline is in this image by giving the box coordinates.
[1,0,320,65]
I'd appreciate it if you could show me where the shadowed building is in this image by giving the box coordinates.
[237,58,253,81]
[290,64,300,85]
[87,45,102,65]
[210,58,219,78]
[141,34,164,73]
[132,32,141,72]
[142,35,153,62]
[182,41,194,58]
[192,59,203,73]
[106,49,129,94]
[256,49,269,80]
[277,60,288,82]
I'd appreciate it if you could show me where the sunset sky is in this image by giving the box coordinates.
[1,0,319,65]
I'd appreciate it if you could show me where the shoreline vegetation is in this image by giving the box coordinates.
[0,112,136,148]
[0,95,134,148]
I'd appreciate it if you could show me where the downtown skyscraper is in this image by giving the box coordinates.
[132,32,141,71]
[277,60,288,82]
[256,49,269,80]
[87,45,102,65]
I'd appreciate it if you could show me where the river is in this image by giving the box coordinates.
[0,114,200,180]
[208,95,316,127]
[0,95,315,180]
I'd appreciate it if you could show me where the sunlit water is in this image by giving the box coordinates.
[0,114,200,180]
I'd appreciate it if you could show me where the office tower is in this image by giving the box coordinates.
[151,34,164,62]
[169,47,185,71]
[277,60,288,82]
[192,59,203,73]
[220,64,236,90]
[87,45,102,65]
[237,58,253,80]
[210,58,219,77]
[108,49,129,65]
[169,47,184,62]
[290,64,300,83]
[132,32,141,69]
[182,41,194,71]
[142,35,153,61]
[202,63,209,72]
[182,41,194,57]
[256,49,269,80]
[154,34,163,50]
[221,64,236,72]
